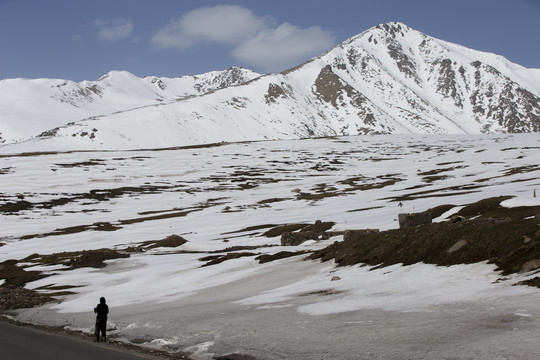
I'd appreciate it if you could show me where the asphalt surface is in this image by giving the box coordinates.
[0,321,165,360]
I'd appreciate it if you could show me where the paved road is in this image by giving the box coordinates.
[0,321,165,360]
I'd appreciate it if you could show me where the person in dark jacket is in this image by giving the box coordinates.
[94,297,109,342]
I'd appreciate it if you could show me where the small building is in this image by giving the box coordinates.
[398,212,432,228]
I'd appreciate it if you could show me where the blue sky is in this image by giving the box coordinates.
[1,0,539,81]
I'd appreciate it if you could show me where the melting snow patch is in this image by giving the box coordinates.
[239,262,539,315]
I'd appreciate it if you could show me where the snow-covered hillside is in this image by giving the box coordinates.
[1,22,539,151]
[0,67,260,144]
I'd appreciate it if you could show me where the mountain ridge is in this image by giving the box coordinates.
[0,67,260,145]
[1,22,539,151]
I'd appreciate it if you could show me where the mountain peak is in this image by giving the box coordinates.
[1,24,539,151]
[97,70,138,82]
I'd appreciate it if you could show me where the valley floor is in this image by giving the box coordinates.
[1,134,540,359]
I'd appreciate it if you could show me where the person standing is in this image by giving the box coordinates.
[94,297,109,342]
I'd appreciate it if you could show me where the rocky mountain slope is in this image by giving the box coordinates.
[1,22,539,151]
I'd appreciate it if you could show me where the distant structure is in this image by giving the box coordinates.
[398,212,432,228]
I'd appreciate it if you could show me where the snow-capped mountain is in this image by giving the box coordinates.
[0,67,260,144]
[2,22,539,151]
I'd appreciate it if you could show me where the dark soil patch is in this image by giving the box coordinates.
[0,167,13,175]
[424,204,456,219]
[20,222,123,240]
[295,174,404,202]
[210,245,277,254]
[199,252,258,267]
[54,160,105,168]
[262,224,309,238]
[20,208,198,240]
[347,206,385,213]
[262,221,335,238]
[24,249,130,270]
[417,165,468,176]
[382,184,484,202]
[0,260,47,288]
[503,165,540,177]
[0,249,131,310]
[309,197,540,285]
[221,224,279,235]
[517,277,540,287]
[257,197,290,205]
[119,209,197,225]
[298,289,345,297]
[338,174,404,191]
[1,185,173,214]
[256,251,310,264]
[454,196,513,218]
[296,190,343,201]
[0,200,33,213]
[421,175,453,183]
[137,235,188,250]
[299,221,335,234]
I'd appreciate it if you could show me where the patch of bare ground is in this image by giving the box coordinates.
[221,224,279,235]
[424,204,456,219]
[24,249,130,270]
[0,185,173,214]
[19,208,202,240]
[296,174,404,202]
[310,197,540,287]
[20,222,123,240]
[255,251,310,264]
[262,221,335,238]
[0,287,52,310]
[417,165,468,177]
[0,260,47,288]
[54,159,106,168]
[473,165,540,184]
[0,249,131,310]
[129,234,188,252]
[199,252,259,267]
[347,206,385,213]
[382,183,484,202]
[256,197,291,205]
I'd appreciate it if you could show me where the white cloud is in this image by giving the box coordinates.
[151,5,334,72]
[151,5,269,49]
[94,18,134,42]
[232,23,335,72]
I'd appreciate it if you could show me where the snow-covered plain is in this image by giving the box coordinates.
[2,134,540,359]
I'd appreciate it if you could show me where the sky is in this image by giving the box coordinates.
[1,0,539,82]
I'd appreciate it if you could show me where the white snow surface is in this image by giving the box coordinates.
[0,67,260,144]
[1,134,540,358]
